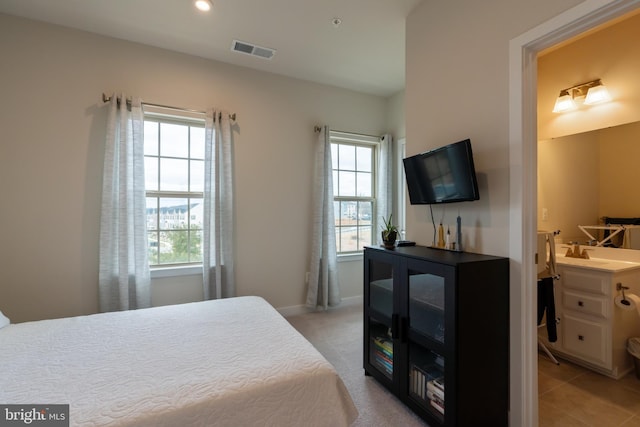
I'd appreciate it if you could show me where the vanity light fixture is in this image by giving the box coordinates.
[194,0,213,12]
[584,80,612,105]
[552,89,576,113]
[552,79,611,113]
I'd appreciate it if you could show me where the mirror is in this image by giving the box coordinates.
[538,120,640,247]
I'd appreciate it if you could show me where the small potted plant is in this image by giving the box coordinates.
[381,214,398,249]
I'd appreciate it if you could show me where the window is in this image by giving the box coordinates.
[144,112,205,266]
[331,132,379,254]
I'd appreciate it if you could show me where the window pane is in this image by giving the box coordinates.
[146,197,158,230]
[359,225,372,249]
[191,200,203,229]
[356,146,372,172]
[358,202,372,224]
[333,201,341,225]
[160,123,189,158]
[145,157,158,191]
[190,230,203,263]
[160,158,189,192]
[339,224,358,252]
[340,201,358,222]
[331,144,338,168]
[144,121,159,156]
[191,127,205,160]
[147,231,159,265]
[338,171,356,197]
[190,159,204,192]
[158,198,188,229]
[338,144,355,170]
[333,170,339,196]
[356,172,372,197]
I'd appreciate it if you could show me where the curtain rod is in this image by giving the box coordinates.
[314,125,380,139]
[102,93,236,121]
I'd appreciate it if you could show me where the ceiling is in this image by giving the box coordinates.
[0,0,422,97]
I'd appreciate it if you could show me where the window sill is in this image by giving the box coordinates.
[337,253,363,263]
[150,265,203,279]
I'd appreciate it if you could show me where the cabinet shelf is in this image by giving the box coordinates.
[409,329,446,356]
[363,245,509,426]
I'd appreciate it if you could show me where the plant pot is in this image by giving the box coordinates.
[382,230,397,249]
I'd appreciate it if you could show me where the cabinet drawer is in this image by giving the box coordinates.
[562,314,609,367]
[562,291,608,318]
[561,268,608,295]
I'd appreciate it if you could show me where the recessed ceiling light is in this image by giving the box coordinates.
[195,0,212,12]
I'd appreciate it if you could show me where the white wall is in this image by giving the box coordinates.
[405,1,584,425]
[0,14,396,322]
[406,0,583,256]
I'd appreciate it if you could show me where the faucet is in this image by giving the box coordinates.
[563,242,591,259]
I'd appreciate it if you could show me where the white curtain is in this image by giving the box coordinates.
[375,134,394,244]
[306,126,340,310]
[99,94,151,312]
[202,109,235,300]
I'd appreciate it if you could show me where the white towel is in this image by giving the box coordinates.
[537,231,556,279]
[0,310,9,329]
[623,226,640,250]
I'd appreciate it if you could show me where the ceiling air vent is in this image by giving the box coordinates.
[231,40,276,60]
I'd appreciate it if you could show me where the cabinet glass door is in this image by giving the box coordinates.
[409,271,445,343]
[408,345,445,421]
[366,257,395,380]
[407,267,447,421]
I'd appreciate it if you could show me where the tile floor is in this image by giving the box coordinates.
[538,353,640,427]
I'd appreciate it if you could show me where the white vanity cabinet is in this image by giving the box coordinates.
[540,261,640,379]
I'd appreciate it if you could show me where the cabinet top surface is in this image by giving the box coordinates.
[364,245,507,265]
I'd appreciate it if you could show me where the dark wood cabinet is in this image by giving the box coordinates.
[363,245,509,426]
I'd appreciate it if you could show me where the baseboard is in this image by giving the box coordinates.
[278,295,363,318]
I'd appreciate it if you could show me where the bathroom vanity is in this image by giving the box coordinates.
[539,247,640,379]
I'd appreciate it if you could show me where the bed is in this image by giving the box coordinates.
[0,296,358,426]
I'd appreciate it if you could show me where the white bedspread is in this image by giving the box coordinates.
[0,296,358,426]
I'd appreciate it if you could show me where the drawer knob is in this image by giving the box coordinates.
[578,301,584,307]
[578,335,584,341]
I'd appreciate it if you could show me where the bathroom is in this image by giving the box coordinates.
[536,9,640,425]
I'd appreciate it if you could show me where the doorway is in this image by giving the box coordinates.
[509,0,640,425]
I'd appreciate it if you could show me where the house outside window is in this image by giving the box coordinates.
[331,131,379,254]
[143,111,205,267]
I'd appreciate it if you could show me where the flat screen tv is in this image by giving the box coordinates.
[403,139,480,204]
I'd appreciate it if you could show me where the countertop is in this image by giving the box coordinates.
[556,255,640,273]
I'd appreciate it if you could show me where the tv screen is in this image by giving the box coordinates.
[403,139,480,204]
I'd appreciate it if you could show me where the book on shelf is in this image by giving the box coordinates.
[430,396,445,415]
[373,353,393,371]
[430,377,445,392]
[427,383,444,401]
[427,388,444,402]
[373,337,393,356]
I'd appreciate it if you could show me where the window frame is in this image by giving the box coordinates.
[143,108,206,269]
[330,131,380,256]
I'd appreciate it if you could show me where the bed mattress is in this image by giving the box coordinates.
[0,296,358,426]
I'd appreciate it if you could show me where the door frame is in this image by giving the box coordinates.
[508,0,640,425]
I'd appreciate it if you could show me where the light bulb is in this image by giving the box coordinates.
[552,90,576,113]
[584,84,612,105]
[195,0,212,12]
